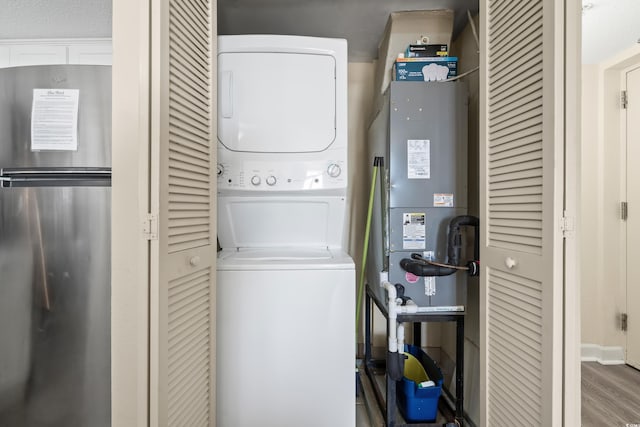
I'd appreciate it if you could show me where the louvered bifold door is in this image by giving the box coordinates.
[150,0,217,425]
[479,0,564,426]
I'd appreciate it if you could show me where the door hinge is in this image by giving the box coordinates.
[560,212,575,237]
[143,213,158,240]
[622,90,628,109]
[622,201,628,221]
[621,313,628,332]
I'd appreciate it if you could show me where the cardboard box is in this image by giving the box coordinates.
[374,10,454,94]
[394,57,458,81]
[405,44,448,58]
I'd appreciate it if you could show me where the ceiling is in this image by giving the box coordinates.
[581,0,640,64]
[0,0,111,39]
[0,0,637,65]
[217,0,479,61]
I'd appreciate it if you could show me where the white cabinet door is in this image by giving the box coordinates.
[0,46,10,67]
[0,40,113,68]
[68,43,112,65]
[9,45,67,66]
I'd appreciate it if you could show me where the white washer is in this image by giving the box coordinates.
[217,249,354,427]
[216,35,354,427]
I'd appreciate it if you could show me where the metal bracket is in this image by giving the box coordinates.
[143,213,158,240]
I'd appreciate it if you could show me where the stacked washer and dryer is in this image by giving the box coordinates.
[216,35,355,426]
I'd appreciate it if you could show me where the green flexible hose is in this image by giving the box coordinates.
[355,158,381,340]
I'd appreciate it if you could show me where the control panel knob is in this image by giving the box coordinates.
[327,163,342,178]
[217,164,224,177]
[250,175,261,186]
[266,175,277,186]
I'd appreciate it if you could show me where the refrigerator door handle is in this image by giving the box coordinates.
[0,167,111,187]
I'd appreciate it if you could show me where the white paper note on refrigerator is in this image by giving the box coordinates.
[31,89,79,151]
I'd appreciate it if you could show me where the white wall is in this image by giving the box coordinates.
[581,44,640,355]
[346,61,382,346]
[580,64,603,346]
[347,62,376,271]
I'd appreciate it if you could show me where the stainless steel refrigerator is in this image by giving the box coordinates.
[0,65,111,426]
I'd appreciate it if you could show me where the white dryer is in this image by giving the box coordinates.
[216,35,355,427]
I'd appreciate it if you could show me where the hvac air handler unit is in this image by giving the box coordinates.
[367,80,478,310]
[363,79,479,425]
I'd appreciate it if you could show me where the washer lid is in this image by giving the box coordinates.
[217,51,336,153]
[221,248,331,261]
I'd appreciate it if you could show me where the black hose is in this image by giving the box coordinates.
[399,214,480,277]
[387,350,407,382]
[400,258,458,277]
[447,215,479,266]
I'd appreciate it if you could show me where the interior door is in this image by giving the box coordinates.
[627,66,640,370]
[480,1,565,425]
[149,0,217,425]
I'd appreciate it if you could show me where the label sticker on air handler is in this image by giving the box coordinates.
[407,139,430,179]
[423,251,436,296]
[433,193,454,207]
[402,213,426,249]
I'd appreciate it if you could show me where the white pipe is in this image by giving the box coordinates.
[381,281,399,353]
[381,281,463,354]
[397,299,418,314]
[397,323,405,353]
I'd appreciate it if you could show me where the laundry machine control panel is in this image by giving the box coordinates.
[217,159,347,191]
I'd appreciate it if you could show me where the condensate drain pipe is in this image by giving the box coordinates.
[382,281,423,380]
[382,281,404,381]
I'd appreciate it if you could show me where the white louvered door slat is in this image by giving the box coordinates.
[480,0,564,426]
[150,0,216,425]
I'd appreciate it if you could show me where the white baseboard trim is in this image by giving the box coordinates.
[581,343,625,365]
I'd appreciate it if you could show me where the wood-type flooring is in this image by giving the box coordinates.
[582,362,640,427]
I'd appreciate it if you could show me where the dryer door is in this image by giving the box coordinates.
[218,52,336,153]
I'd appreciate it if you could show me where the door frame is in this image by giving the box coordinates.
[578,42,640,418]
[565,1,582,425]
[595,46,640,365]
[111,0,152,425]
[624,64,640,368]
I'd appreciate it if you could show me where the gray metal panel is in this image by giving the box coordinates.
[366,81,469,308]
[388,207,462,257]
[365,94,391,291]
[388,81,467,209]
[388,207,467,307]
[389,251,465,307]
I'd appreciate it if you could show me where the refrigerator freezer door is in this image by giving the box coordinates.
[0,65,111,168]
